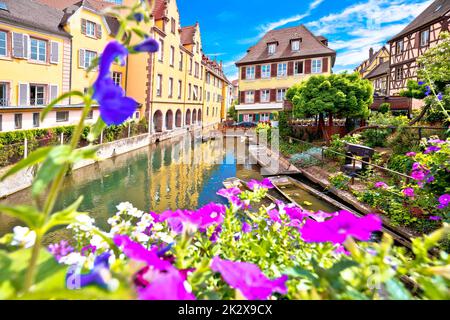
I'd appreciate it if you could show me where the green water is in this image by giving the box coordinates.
[0,134,338,238]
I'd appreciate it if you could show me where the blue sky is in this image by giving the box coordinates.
[177,0,432,81]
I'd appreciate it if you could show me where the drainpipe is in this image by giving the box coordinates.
[69,37,73,105]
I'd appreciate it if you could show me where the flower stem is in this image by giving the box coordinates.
[22,233,42,294]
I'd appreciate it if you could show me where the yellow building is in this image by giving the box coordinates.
[0,0,226,134]
[235,25,336,123]
[355,47,389,79]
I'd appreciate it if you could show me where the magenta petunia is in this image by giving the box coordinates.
[405,152,416,157]
[429,216,443,221]
[437,194,450,209]
[247,178,274,191]
[374,182,388,189]
[242,222,252,233]
[402,188,415,198]
[267,209,282,223]
[309,210,336,222]
[299,211,382,244]
[210,257,288,300]
[411,170,426,181]
[284,206,308,222]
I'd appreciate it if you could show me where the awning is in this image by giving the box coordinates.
[235,102,284,111]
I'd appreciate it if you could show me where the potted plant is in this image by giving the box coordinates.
[271,111,279,127]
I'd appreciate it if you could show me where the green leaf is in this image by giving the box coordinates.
[0,205,44,229]
[328,259,359,277]
[384,279,412,300]
[68,146,99,163]
[42,196,85,233]
[131,27,147,38]
[41,91,84,121]
[32,145,72,197]
[1,146,53,181]
[88,117,107,142]
[284,266,318,285]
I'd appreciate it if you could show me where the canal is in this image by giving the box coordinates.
[0,134,338,239]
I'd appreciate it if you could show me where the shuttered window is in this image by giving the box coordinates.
[14,114,22,129]
[277,63,287,77]
[261,64,271,78]
[79,49,97,69]
[312,59,322,74]
[50,41,59,64]
[18,83,29,106]
[0,31,6,56]
[50,85,58,102]
[12,33,28,59]
[0,83,7,106]
[30,85,45,106]
[294,61,304,75]
[33,113,40,128]
[86,21,96,37]
[30,38,46,62]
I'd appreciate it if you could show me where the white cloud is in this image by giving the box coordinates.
[206,52,227,57]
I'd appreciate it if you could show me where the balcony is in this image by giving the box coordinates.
[0,98,9,107]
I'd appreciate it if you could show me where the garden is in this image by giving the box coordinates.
[0,1,449,301]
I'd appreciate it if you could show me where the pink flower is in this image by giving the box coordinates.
[284,206,309,222]
[242,222,252,233]
[374,182,388,189]
[411,170,426,181]
[247,178,274,191]
[210,257,288,300]
[438,194,450,209]
[299,211,382,244]
[402,188,415,198]
[309,210,336,222]
[405,152,416,157]
[267,209,282,223]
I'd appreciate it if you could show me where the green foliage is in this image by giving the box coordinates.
[287,72,373,120]
[417,32,450,84]
[329,172,351,190]
[378,103,391,114]
[387,154,415,175]
[399,80,427,99]
[278,111,292,138]
[227,102,238,121]
[324,134,362,162]
[361,112,409,148]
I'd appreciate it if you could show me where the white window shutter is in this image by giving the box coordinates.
[79,49,85,68]
[50,42,59,64]
[50,85,58,103]
[12,33,24,58]
[23,34,29,59]
[18,83,29,106]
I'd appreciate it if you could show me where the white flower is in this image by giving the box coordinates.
[136,220,151,233]
[59,252,86,266]
[156,232,174,244]
[152,223,164,232]
[69,214,95,232]
[107,215,120,226]
[133,232,150,244]
[11,226,36,248]
[116,202,134,213]
[140,213,154,224]
[90,234,109,250]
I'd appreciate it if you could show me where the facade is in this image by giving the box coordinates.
[235,24,336,123]
[355,47,390,98]
[355,47,389,79]
[388,0,450,96]
[0,0,227,134]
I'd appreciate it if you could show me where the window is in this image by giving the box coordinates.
[260,113,270,121]
[268,43,276,55]
[33,113,39,127]
[135,111,140,119]
[168,77,173,97]
[420,29,429,47]
[86,21,96,37]
[170,46,175,66]
[178,80,182,99]
[30,38,46,62]
[112,72,122,86]
[0,83,7,106]
[14,114,22,129]
[312,59,322,73]
[86,110,93,119]
[158,38,164,62]
[179,52,183,70]
[291,40,300,51]
[193,85,198,101]
[246,66,255,80]
[0,31,6,57]
[261,89,270,102]
[189,58,193,74]
[261,64,271,78]
[396,40,404,54]
[0,114,2,131]
[396,67,403,80]
[245,91,254,103]
[156,74,162,96]
[171,18,176,34]
[56,111,69,122]
[195,62,199,78]
[379,57,384,64]
[188,84,191,100]
[294,61,304,75]
[84,50,96,69]
[277,63,287,77]
[30,85,45,106]
[277,89,286,102]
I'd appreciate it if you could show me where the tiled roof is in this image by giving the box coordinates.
[36,0,112,11]
[0,0,69,36]
[180,25,196,45]
[153,0,167,20]
[389,0,450,41]
[236,24,336,66]
[364,61,389,79]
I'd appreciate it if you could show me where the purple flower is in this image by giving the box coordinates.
[247,178,274,191]
[210,257,288,300]
[81,244,97,256]
[284,206,308,222]
[437,92,443,101]
[242,222,252,233]
[209,225,222,243]
[299,211,382,244]
[267,209,282,223]
[334,244,350,256]
[418,81,425,86]
[405,152,416,157]
[133,37,159,53]
[374,181,388,189]
[133,12,144,22]
[93,41,138,125]
[426,175,435,183]
[424,145,441,154]
[411,170,426,181]
[138,267,196,300]
[310,210,335,222]
[402,188,415,198]
[438,194,450,209]
[425,86,431,96]
[66,253,115,290]
[48,240,74,262]
[429,216,443,221]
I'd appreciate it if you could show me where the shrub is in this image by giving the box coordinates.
[378,103,391,114]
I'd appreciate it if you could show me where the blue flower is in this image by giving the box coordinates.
[133,37,159,53]
[418,81,424,86]
[437,92,443,101]
[93,41,138,125]
[133,12,144,23]
[425,86,431,96]
[66,253,117,291]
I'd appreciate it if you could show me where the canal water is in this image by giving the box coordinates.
[0,134,338,238]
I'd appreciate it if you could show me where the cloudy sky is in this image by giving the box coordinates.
[178,0,432,81]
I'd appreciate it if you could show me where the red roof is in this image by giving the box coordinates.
[153,0,167,20]
[180,25,196,45]
[36,0,112,11]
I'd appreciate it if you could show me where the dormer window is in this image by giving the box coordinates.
[291,40,300,51]
[268,43,277,55]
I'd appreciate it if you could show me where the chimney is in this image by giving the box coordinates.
[369,47,374,60]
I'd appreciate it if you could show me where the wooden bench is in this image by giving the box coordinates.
[341,143,375,177]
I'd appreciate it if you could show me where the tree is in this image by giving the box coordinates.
[227,101,238,121]
[286,72,373,135]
